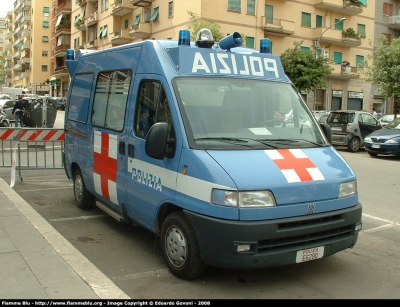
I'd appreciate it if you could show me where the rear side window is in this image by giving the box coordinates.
[68,73,94,123]
[92,70,132,131]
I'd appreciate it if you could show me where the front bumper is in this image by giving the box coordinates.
[184,203,362,270]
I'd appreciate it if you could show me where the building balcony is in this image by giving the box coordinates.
[22,42,30,50]
[15,0,32,14]
[5,32,11,40]
[13,51,21,59]
[13,76,21,82]
[387,15,400,30]
[74,19,86,31]
[129,22,151,38]
[328,63,360,79]
[55,22,72,37]
[314,27,362,47]
[53,66,69,78]
[15,24,23,35]
[14,63,22,71]
[314,0,363,16]
[6,44,12,51]
[20,71,30,78]
[111,29,132,45]
[21,57,30,64]
[86,13,99,26]
[112,0,134,16]
[130,0,155,7]
[263,18,295,36]
[21,14,31,24]
[54,44,71,57]
[77,0,88,7]
[22,28,30,37]
[85,40,98,50]
[55,0,72,15]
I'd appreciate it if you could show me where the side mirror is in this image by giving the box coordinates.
[320,123,332,144]
[145,122,168,160]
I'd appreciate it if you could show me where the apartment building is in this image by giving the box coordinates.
[3,0,52,95]
[0,17,7,89]
[1,0,398,113]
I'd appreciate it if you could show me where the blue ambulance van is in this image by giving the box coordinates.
[63,29,362,280]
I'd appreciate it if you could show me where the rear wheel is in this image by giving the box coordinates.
[161,211,207,280]
[347,137,360,152]
[73,168,95,209]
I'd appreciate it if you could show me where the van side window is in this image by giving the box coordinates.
[92,70,131,131]
[135,81,175,145]
[68,73,94,123]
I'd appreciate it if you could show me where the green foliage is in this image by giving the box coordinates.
[363,35,400,103]
[187,11,224,43]
[280,41,333,92]
[342,28,360,40]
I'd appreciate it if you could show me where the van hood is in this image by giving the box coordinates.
[206,147,355,205]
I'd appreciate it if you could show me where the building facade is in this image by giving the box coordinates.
[3,0,400,114]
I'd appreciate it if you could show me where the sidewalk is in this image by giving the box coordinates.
[0,177,130,299]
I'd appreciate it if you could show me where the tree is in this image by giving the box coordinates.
[280,41,333,93]
[186,11,224,43]
[363,34,400,117]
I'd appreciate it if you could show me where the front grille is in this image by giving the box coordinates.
[278,214,342,229]
[257,225,353,253]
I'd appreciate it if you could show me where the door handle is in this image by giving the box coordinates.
[128,144,134,158]
[119,141,125,155]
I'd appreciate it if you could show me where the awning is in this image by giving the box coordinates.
[149,7,159,21]
[55,14,63,27]
[57,36,63,46]
[97,29,103,38]
[133,15,140,27]
[102,27,108,37]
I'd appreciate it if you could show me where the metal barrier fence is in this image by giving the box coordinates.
[0,127,65,181]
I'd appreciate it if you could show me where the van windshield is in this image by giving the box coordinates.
[174,77,328,149]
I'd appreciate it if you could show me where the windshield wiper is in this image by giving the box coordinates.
[194,137,278,148]
[258,138,324,147]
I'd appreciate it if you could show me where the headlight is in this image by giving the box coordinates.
[339,180,357,198]
[364,137,372,142]
[212,189,276,208]
[385,139,399,144]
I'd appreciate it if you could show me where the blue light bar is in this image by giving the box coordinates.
[178,30,190,46]
[260,38,271,54]
[66,49,75,60]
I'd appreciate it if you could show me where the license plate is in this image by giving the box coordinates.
[296,246,324,263]
[372,143,380,148]
[331,127,342,131]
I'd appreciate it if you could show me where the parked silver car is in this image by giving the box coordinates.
[326,110,382,152]
[379,114,396,127]
[0,99,16,121]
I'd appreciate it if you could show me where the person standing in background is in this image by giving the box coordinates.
[12,98,26,128]
[372,107,377,119]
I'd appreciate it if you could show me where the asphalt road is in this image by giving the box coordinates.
[1,114,399,299]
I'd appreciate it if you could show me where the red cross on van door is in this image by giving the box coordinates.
[93,131,119,205]
[265,149,325,183]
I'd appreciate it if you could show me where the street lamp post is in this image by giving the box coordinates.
[313,17,346,110]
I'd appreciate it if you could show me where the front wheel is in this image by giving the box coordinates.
[347,137,360,152]
[160,211,207,280]
[73,168,95,209]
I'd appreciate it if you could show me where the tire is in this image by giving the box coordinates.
[73,168,95,209]
[160,211,207,280]
[347,137,360,152]
[367,151,378,157]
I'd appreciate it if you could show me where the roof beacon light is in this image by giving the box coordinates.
[260,38,271,54]
[195,28,214,48]
[178,29,190,46]
[219,32,242,51]
[66,49,75,60]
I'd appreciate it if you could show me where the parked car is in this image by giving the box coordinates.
[0,94,11,100]
[364,117,400,157]
[48,97,67,110]
[313,110,330,123]
[379,114,396,128]
[0,99,17,121]
[326,110,382,152]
